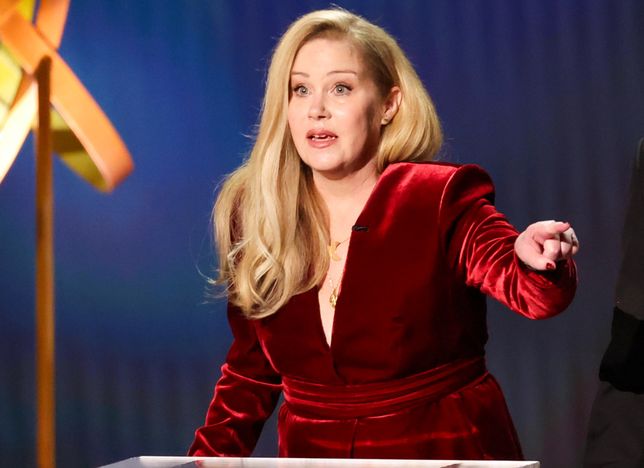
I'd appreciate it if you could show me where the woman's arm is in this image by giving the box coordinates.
[440,164,578,319]
[188,302,282,456]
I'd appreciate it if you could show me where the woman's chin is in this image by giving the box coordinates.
[302,158,346,178]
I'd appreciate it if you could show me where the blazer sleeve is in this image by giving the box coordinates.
[439,164,577,319]
[188,302,282,456]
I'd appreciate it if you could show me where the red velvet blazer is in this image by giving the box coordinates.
[189,162,577,460]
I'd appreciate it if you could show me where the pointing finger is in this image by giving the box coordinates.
[542,238,560,261]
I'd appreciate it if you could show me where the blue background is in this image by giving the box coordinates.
[1,1,643,467]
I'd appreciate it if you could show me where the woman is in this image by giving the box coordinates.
[189,8,579,461]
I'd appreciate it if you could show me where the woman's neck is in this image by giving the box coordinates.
[312,163,379,240]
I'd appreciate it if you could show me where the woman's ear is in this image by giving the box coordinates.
[381,86,402,125]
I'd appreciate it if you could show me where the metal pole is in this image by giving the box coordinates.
[34,55,55,468]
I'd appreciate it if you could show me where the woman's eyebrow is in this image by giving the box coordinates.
[290,70,358,77]
[327,70,358,76]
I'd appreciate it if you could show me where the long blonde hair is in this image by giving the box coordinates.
[214,8,443,318]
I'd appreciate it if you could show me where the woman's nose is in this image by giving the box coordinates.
[308,94,330,119]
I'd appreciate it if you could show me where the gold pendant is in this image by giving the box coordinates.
[328,241,341,261]
[329,287,338,308]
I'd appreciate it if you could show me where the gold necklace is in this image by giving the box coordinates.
[327,235,350,261]
[326,234,350,308]
[328,277,339,308]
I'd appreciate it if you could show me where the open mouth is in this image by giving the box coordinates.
[307,130,337,141]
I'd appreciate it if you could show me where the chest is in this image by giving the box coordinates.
[251,164,490,383]
[254,213,472,384]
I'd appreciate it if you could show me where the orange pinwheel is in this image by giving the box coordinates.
[0,0,133,189]
[1,1,133,467]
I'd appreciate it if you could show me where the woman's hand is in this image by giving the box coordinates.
[514,220,579,271]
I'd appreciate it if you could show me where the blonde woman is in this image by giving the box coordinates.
[189,8,579,460]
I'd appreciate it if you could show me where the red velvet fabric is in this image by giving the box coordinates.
[281,357,486,420]
[189,162,577,460]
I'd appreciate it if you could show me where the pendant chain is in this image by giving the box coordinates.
[327,235,351,262]
[326,235,350,308]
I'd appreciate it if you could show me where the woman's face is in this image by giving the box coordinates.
[287,37,395,180]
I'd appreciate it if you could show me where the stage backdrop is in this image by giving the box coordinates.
[1,1,643,467]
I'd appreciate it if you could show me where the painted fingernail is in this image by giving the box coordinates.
[546,263,556,270]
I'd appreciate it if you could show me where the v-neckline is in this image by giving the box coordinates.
[312,164,395,352]
[317,237,351,350]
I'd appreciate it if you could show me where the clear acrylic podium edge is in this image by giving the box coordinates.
[99,456,539,468]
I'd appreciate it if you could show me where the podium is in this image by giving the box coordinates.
[100,457,539,467]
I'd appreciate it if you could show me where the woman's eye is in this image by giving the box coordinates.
[293,85,309,96]
[334,84,351,95]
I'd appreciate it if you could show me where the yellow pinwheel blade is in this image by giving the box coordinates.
[0,79,34,181]
[0,0,33,120]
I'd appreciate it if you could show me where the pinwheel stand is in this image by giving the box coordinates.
[34,55,56,468]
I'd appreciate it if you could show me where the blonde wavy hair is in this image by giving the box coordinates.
[214,8,443,318]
